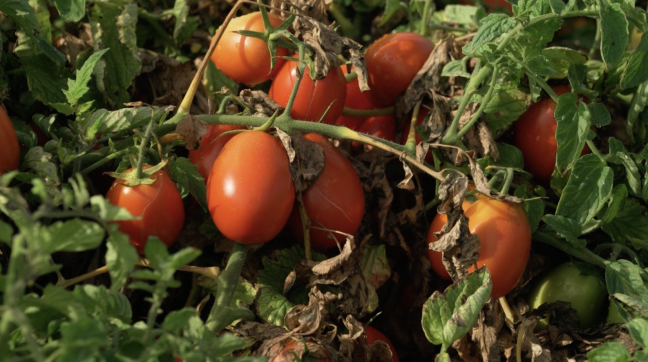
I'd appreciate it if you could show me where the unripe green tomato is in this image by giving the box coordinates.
[528,262,607,330]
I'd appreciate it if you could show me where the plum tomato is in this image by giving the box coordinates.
[428,197,531,299]
[207,131,295,244]
[365,32,434,106]
[513,85,590,183]
[269,60,347,124]
[365,326,399,362]
[188,124,245,181]
[335,67,378,131]
[211,12,289,86]
[400,107,434,163]
[106,167,185,254]
[272,339,330,362]
[0,105,20,174]
[528,262,607,330]
[353,114,396,149]
[287,133,365,250]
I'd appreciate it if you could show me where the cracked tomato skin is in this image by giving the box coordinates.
[365,326,400,362]
[287,133,365,250]
[106,167,185,254]
[513,85,590,182]
[269,60,347,124]
[365,32,434,107]
[211,12,289,86]
[207,131,295,244]
[0,105,20,174]
[428,197,531,299]
[188,124,245,181]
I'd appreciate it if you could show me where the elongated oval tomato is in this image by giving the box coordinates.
[353,114,395,149]
[336,67,378,131]
[269,61,347,124]
[211,12,289,86]
[287,133,365,250]
[106,167,185,254]
[207,131,295,244]
[365,326,400,362]
[513,85,590,182]
[188,124,244,181]
[365,33,434,106]
[0,105,20,174]
[428,197,531,299]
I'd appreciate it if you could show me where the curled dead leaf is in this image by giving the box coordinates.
[176,114,209,151]
[288,132,326,193]
[240,89,284,117]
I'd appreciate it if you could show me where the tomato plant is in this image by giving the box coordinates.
[353,114,395,149]
[188,124,244,180]
[0,105,19,174]
[428,197,531,299]
[528,262,607,329]
[269,60,347,124]
[336,67,378,131]
[365,32,434,106]
[207,131,295,244]
[272,339,330,362]
[401,108,434,162]
[106,167,185,254]
[287,133,365,250]
[513,85,590,182]
[211,11,289,86]
[365,326,400,362]
[458,0,512,12]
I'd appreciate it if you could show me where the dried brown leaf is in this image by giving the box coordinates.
[239,89,284,117]
[397,161,415,190]
[284,286,338,335]
[518,318,552,362]
[176,114,209,151]
[56,31,91,67]
[289,132,326,192]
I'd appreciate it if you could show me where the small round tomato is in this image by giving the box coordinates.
[207,131,295,244]
[0,105,20,174]
[106,167,185,254]
[188,124,244,181]
[528,262,607,330]
[211,12,289,86]
[272,339,330,362]
[365,33,434,107]
[353,114,395,149]
[269,61,347,124]
[513,85,590,183]
[428,197,531,299]
[287,133,365,250]
[365,326,399,362]
[335,67,378,131]
[400,108,434,163]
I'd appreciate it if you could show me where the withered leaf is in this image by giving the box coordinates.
[284,286,337,336]
[271,339,332,362]
[397,161,415,190]
[517,318,552,362]
[176,114,209,151]
[240,89,283,117]
[276,128,296,162]
[467,155,523,203]
[289,132,326,192]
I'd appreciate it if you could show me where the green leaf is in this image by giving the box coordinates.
[23,147,61,187]
[86,106,170,134]
[628,81,648,143]
[204,61,236,105]
[543,214,582,239]
[555,93,590,174]
[52,0,86,22]
[598,0,629,68]
[170,0,189,44]
[555,154,613,226]
[482,84,530,133]
[145,237,171,270]
[621,32,648,89]
[168,247,201,270]
[90,195,135,222]
[606,260,648,304]
[606,138,642,195]
[58,317,108,361]
[587,342,630,362]
[11,118,37,149]
[542,47,587,79]
[442,59,471,78]
[463,14,518,56]
[600,184,627,224]
[22,54,69,105]
[89,3,140,106]
[514,184,544,233]
[526,55,556,76]
[63,48,110,107]
[0,0,39,33]
[169,157,208,212]
[106,228,138,291]
[628,318,648,348]
[0,220,13,243]
[588,103,612,126]
[422,268,492,346]
[40,219,104,253]
[381,0,405,26]
[73,284,132,324]
[444,5,479,25]
[601,198,648,249]
[257,287,293,327]
[162,308,196,334]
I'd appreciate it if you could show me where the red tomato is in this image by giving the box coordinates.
[106,167,185,254]
[211,12,289,86]
[513,85,590,182]
[335,67,378,131]
[365,33,434,107]
[287,133,365,250]
[272,339,330,362]
[428,197,531,299]
[207,131,295,244]
[269,61,347,124]
[365,326,399,362]
[188,124,244,181]
[353,114,395,149]
[0,105,19,174]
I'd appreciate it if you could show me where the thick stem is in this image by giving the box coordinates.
[533,231,609,268]
[455,66,500,139]
[420,0,434,36]
[524,70,558,102]
[500,168,514,195]
[405,100,423,157]
[283,46,307,116]
[341,106,394,118]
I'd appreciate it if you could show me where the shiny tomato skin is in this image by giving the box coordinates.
[428,197,531,299]
[0,105,20,174]
[269,61,347,124]
[106,167,185,254]
[207,131,295,244]
[365,326,399,362]
[353,114,396,149]
[365,33,434,107]
[336,67,378,131]
[188,124,245,181]
[211,12,289,86]
[514,85,590,182]
[287,133,365,250]
[272,340,330,362]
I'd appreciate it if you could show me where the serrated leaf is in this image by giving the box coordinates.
[23,147,60,186]
[587,342,630,362]
[543,214,582,239]
[607,139,642,195]
[169,157,208,212]
[40,219,104,253]
[106,228,138,291]
[542,47,587,78]
[256,287,293,326]
[606,260,648,306]
[442,59,471,78]
[482,84,530,132]
[598,0,629,68]
[588,103,612,126]
[86,106,169,134]
[601,184,627,224]
[555,93,590,174]
[11,118,37,149]
[170,0,189,44]
[52,0,86,22]
[22,54,69,105]
[204,61,236,105]
[168,247,201,270]
[73,284,132,324]
[463,14,517,56]
[63,48,110,106]
[145,237,170,270]
[89,195,135,222]
[162,308,196,334]
[602,198,648,249]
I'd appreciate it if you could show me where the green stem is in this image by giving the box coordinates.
[533,230,609,268]
[344,70,358,83]
[427,24,470,33]
[282,46,307,117]
[586,140,605,161]
[455,65,500,139]
[138,9,179,55]
[499,168,514,194]
[420,0,434,36]
[328,3,361,40]
[524,70,559,102]
[135,117,155,179]
[589,19,601,60]
[80,148,130,175]
[342,106,394,118]
[405,100,423,157]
